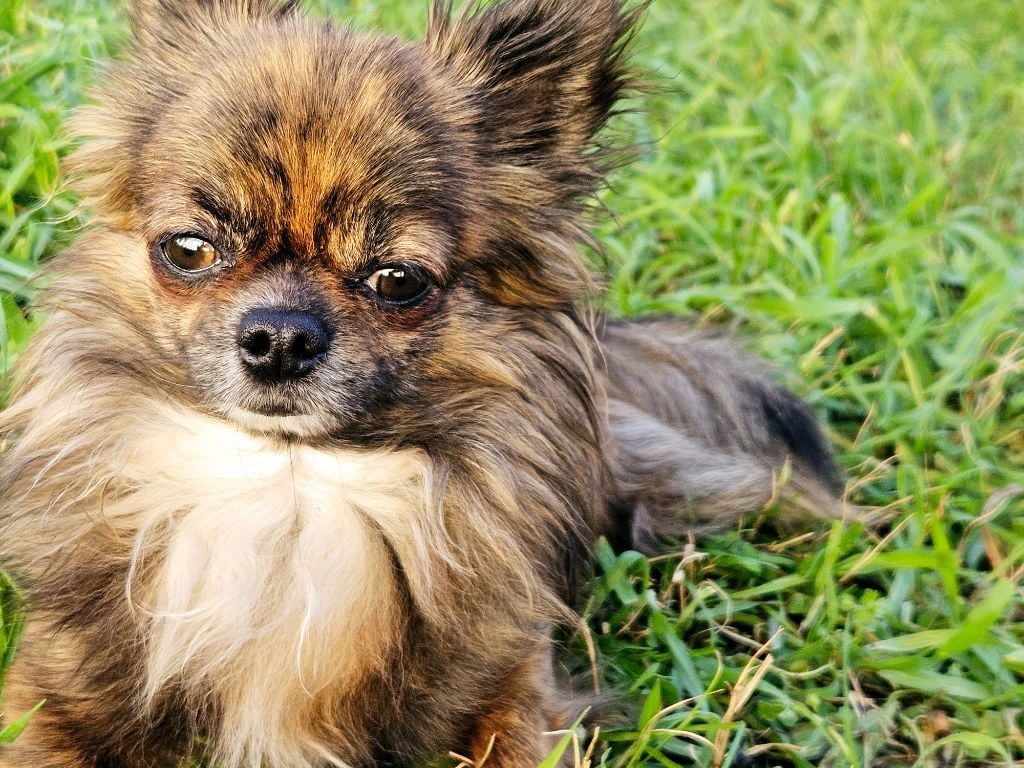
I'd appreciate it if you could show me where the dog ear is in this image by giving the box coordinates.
[427,0,641,202]
[127,0,300,46]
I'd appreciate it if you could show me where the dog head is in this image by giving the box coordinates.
[62,0,638,442]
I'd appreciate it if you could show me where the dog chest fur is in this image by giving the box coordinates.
[122,411,422,767]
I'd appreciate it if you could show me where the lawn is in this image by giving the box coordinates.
[2,0,1023,766]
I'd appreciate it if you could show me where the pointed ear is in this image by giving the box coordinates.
[427,0,641,199]
[127,0,300,46]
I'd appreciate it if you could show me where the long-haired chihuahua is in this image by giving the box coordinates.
[0,1,844,766]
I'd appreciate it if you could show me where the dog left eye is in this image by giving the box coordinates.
[162,235,221,272]
[365,265,431,305]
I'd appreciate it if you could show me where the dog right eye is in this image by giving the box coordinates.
[162,235,222,273]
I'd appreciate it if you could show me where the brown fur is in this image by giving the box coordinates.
[0,1,844,766]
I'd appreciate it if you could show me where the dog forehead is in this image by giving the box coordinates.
[193,31,449,179]
[218,31,437,143]
[146,27,467,265]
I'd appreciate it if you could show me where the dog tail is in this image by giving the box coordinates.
[598,319,847,552]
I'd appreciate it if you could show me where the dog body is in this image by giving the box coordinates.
[0,1,842,766]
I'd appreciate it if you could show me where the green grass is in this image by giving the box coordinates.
[2,0,1023,766]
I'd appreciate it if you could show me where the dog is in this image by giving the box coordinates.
[0,0,845,765]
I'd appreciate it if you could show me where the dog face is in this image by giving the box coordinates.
[63,0,637,442]
[128,26,473,440]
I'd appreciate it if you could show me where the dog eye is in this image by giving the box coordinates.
[365,265,431,305]
[162,235,221,272]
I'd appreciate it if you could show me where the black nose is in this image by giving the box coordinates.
[237,308,330,383]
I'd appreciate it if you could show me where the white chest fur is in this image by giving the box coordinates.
[118,411,426,768]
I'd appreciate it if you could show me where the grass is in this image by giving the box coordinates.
[2,0,1023,765]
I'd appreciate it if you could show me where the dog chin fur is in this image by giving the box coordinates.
[221,406,334,440]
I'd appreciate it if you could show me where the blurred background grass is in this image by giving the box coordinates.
[2,0,1023,765]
